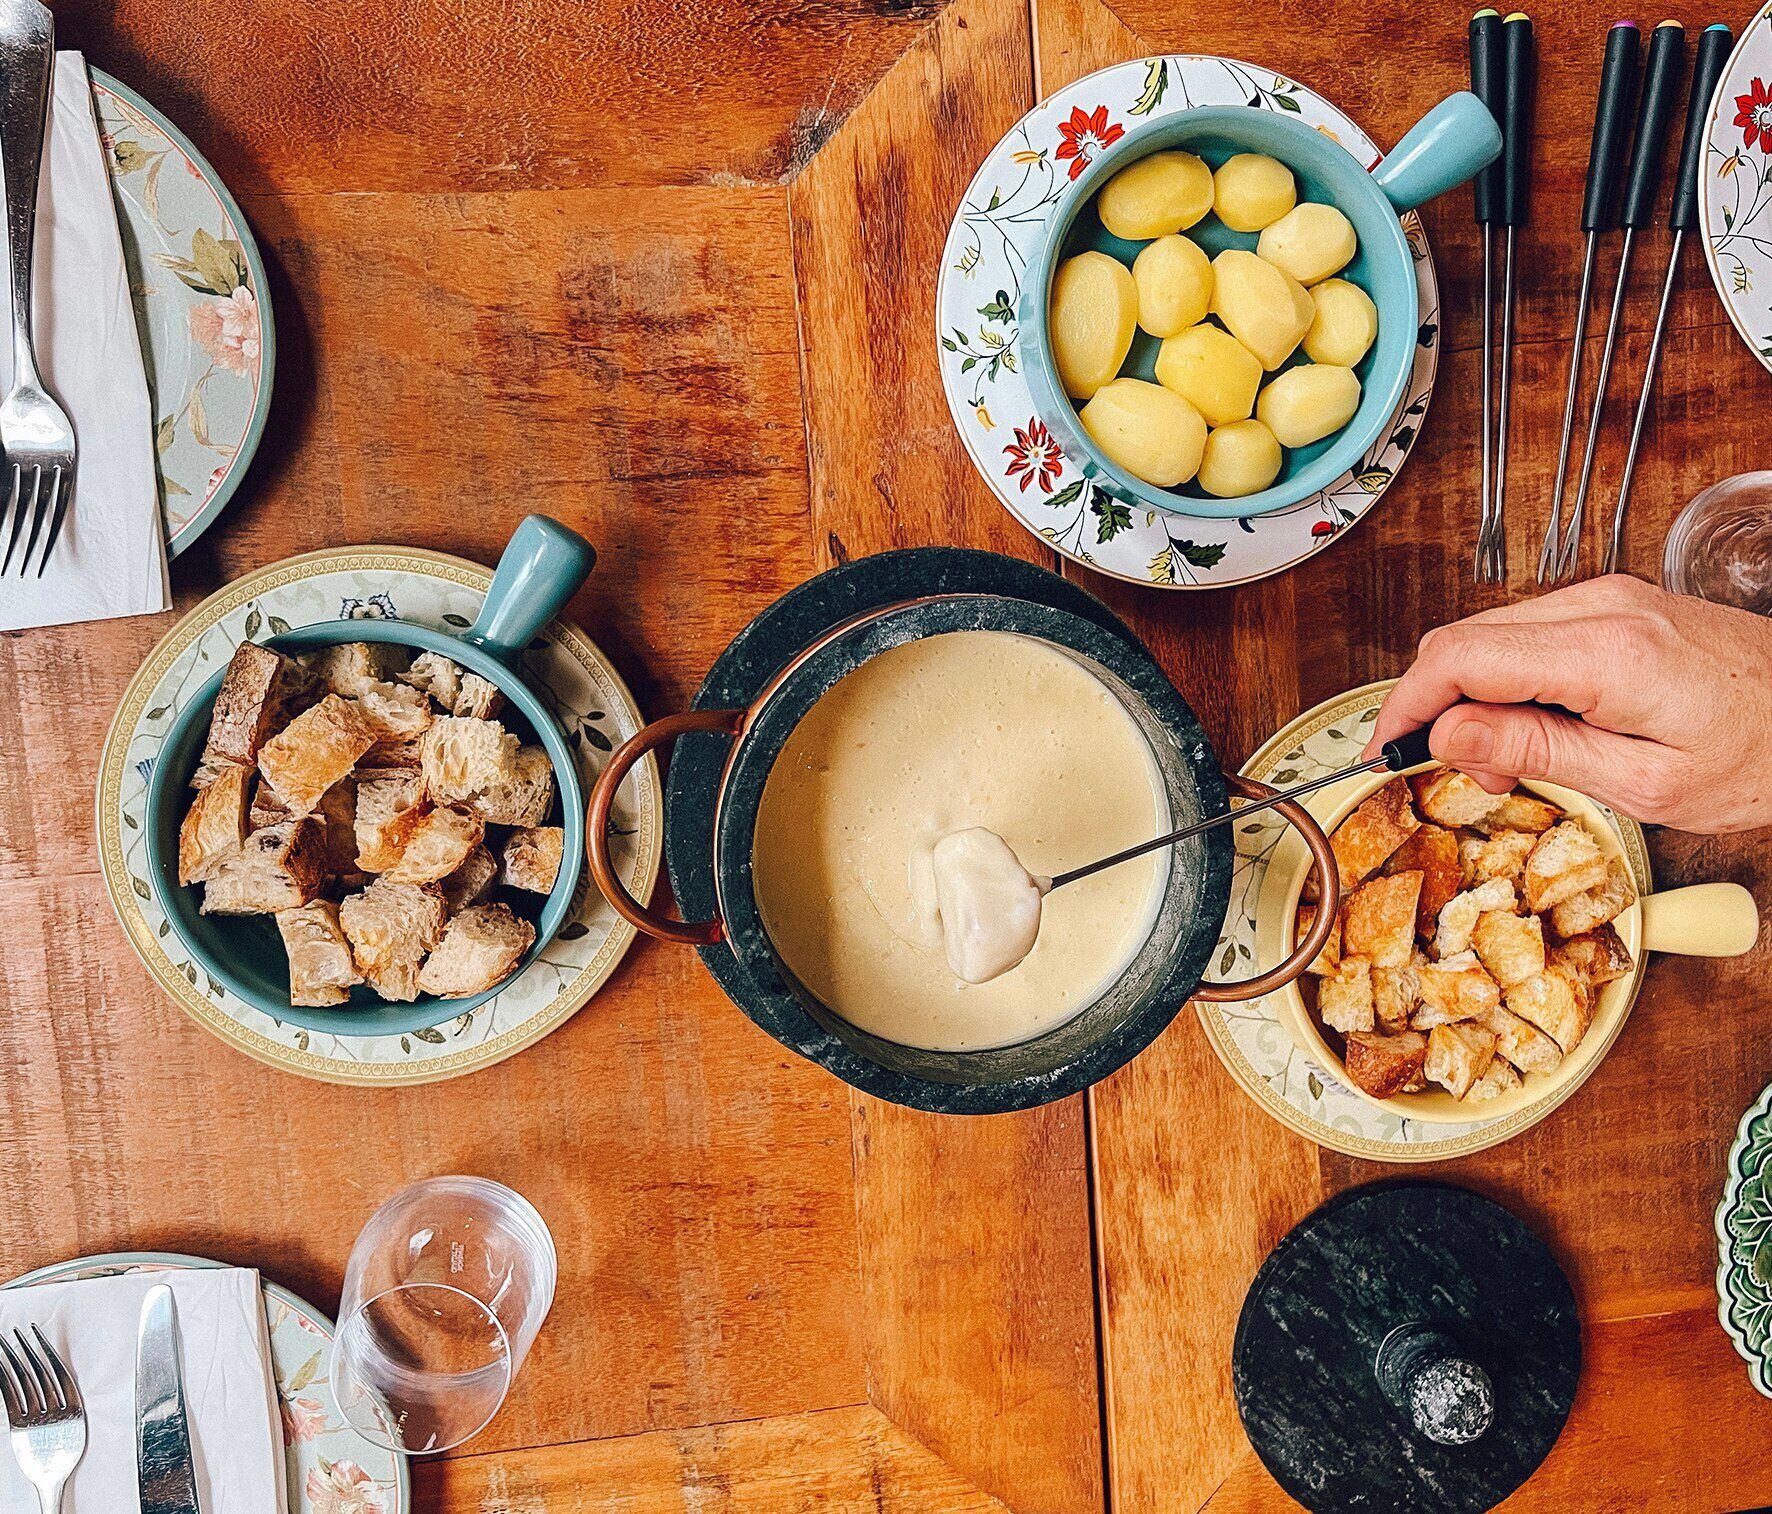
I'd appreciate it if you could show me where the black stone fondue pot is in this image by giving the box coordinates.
[588,583,1337,1114]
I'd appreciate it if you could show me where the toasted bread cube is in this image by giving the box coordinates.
[1466,1056,1523,1102]
[310,774,361,880]
[1471,909,1545,989]
[1332,777,1420,889]
[339,879,447,1001]
[1506,965,1593,1053]
[354,770,432,873]
[354,680,434,743]
[1414,949,1502,1027]
[248,778,294,830]
[1343,871,1423,967]
[1462,829,1536,890]
[417,902,535,998]
[257,695,377,816]
[1474,1001,1564,1074]
[1372,950,1425,1034]
[1414,768,1504,828]
[178,763,252,884]
[201,819,326,915]
[1473,792,1562,835]
[474,746,554,827]
[1547,858,1635,938]
[305,641,410,698]
[501,826,564,894]
[1522,822,1611,913]
[454,672,504,720]
[400,651,463,710]
[203,643,314,765]
[1425,1021,1497,1099]
[440,845,499,915]
[1344,1030,1428,1099]
[1319,956,1375,1034]
[1296,903,1342,975]
[1386,825,1462,938]
[1548,922,1634,988]
[422,716,520,804]
[275,899,362,1007]
[1434,876,1517,959]
[385,805,487,885]
[191,751,239,791]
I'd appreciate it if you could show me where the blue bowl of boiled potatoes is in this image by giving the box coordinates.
[1018,92,1500,519]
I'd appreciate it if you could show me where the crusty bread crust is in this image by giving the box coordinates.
[178,763,252,884]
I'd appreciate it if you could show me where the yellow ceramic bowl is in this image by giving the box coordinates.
[1255,766,1759,1125]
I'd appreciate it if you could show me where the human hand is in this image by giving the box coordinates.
[1363,576,1772,833]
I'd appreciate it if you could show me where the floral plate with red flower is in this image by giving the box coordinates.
[938,56,1438,590]
[1701,8,1772,373]
[5,1252,409,1513]
[91,69,274,559]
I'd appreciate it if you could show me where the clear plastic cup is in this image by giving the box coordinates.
[1662,472,1772,613]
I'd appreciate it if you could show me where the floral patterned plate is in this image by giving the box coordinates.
[1700,6,1772,374]
[91,69,273,558]
[1194,680,1650,1161]
[937,56,1438,589]
[5,1251,409,1514]
[1716,1080,1772,1397]
[95,547,661,1086]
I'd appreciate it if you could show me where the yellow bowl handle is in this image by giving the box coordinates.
[1640,883,1761,958]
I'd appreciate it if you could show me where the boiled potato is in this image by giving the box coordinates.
[1050,251,1138,399]
[1303,278,1378,367]
[1079,378,1207,488]
[1197,419,1283,498]
[1154,324,1262,428]
[1132,235,1213,338]
[1209,249,1314,370]
[1257,202,1358,286]
[1097,151,1213,240]
[1256,363,1362,448]
[1212,153,1297,233]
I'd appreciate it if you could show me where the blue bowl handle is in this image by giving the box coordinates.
[463,514,597,665]
[1371,91,1503,213]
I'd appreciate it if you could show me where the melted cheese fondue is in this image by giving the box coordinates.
[752,630,1168,1052]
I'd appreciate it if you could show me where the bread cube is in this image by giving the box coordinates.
[1424,1021,1498,1099]
[1466,1056,1523,1102]
[1332,777,1420,889]
[200,819,326,915]
[1547,858,1635,938]
[1470,909,1545,988]
[311,774,361,881]
[257,695,377,815]
[501,825,565,894]
[248,778,294,830]
[417,903,536,998]
[1413,768,1503,828]
[1505,964,1594,1053]
[385,805,487,885]
[1474,1002,1564,1074]
[354,770,432,873]
[1318,956,1375,1034]
[353,680,434,742]
[1414,950,1501,1027]
[339,879,447,1001]
[1385,824,1462,938]
[1344,1030,1428,1099]
[1296,903,1343,975]
[440,845,499,915]
[1473,792,1562,835]
[305,641,409,699]
[400,652,505,720]
[1522,822,1611,913]
[475,746,555,828]
[275,899,362,1007]
[1372,951,1425,1034]
[1548,922,1634,988]
[1462,829,1536,889]
[422,716,520,804]
[1434,876,1518,959]
[178,763,253,884]
[1343,871,1422,967]
[203,643,314,765]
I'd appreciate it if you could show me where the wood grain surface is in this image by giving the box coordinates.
[3,0,1768,1509]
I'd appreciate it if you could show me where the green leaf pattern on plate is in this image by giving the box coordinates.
[1717,1081,1772,1397]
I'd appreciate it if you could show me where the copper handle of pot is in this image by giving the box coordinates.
[588,707,745,946]
[1193,773,1342,1003]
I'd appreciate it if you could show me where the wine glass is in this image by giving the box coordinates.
[1663,472,1772,613]
[329,1175,556,1454]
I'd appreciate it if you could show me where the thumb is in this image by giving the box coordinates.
[1429,702,1668,806]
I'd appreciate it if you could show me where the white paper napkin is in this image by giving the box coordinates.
[0,1267,287,1513]
[0,50,166,632]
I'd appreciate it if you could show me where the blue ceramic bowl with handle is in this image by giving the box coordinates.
[142,514,595,1037]
[1018,91,1500,520]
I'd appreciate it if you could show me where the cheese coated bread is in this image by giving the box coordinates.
[258,695,377,815]
[417,903,536,997]
[276,899,362,1007]
[178,763,252,884]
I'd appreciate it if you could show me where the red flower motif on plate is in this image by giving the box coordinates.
[1004,419,1064,493]
[1736,77,1772,154]
[1055,105,1124,181]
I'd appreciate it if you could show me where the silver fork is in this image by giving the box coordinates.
[0,0,74,577]
[0,1326,86,1512]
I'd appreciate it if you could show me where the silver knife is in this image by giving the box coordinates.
[137,1285,204,1514]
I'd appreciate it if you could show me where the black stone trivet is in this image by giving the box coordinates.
[1232,1182,1580,1513]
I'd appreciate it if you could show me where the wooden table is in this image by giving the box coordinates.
[5,0,1769,1507]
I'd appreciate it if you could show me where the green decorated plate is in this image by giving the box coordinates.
[91,69,274,559]
[1717,1080,1772,1396]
